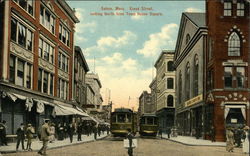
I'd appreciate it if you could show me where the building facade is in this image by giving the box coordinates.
[138,91,152,116]
[73,46,89,109]
[155,50,175,132]
[173,12,207,137]
[0,0,80,134]
[205,0,249,141]
[149,78,157,113]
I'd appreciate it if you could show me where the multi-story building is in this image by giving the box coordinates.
[85,73,103,116]
[73,46,89,109]
[155,50,175,132]
[205,0,249,141]
[149,78,157,113]
[0,0,80,134]
[138,91,152,116]
[174,12,207,137]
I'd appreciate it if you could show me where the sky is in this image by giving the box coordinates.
[67,1,205,111]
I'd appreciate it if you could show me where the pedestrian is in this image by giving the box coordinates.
[26,123,35,151]
[226,127,234,152]
[242,126,249,154]
[98,124,101,137]
[49,123,56,143]
[166,127,171,138]
[126,128,134,156]
[210,126,215,142]
[77,123,82,141]
[0,120,7,146]
[16,123,25,151]
[195,126,200,139]
[67,123,75,143]
[234,128,241,147]
[158,127,162,139]
[93,124,98,140]
[57,123,64,140]
[38,119,51,156]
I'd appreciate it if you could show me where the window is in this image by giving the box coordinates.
[40,4,55,34]
[224,67,233,88]
[50,75,54,95]
[59,24,70,47]
[178,72,182,104]
[11,17,33,51]
[9,55,16,83]
[26,64,31,89]
[237,2,245,16]
[228,32,241,56]
[43,71,48,93]
[58,78,69,100]
[39,38,54,63]
[224,2,232,16]
[185,64,190,100]
[167,95,174,107]
[236,67,245,88]
[167,78,174,89]
[13,0,34,16]
[167,61,174,71]
[38,69,42,92]
[186,34,190,45]
[16,59,24,86]
[58,52,69,72]
[193,56,199,96]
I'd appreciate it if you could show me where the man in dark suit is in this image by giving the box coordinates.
[16,123,25,151]
[38,119,51,155]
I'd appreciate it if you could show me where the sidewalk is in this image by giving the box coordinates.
[0,132,108,154]
[161,133,226,147]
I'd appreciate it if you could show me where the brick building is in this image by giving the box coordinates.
[205,0,249,141]
[0,0,83,135]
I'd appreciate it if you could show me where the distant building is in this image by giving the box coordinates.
[73,46,89,109]
[149,78,157,113]
[138,91,152,116]
[155,50,175,132]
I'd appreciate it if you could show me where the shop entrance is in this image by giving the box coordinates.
[225,105,246,127]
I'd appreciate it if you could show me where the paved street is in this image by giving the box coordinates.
[2,136,247,156]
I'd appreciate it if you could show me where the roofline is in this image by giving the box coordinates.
[75,46,89,72]
[154,50,175,67]
[57,0,80,23]
[183,12,205,28]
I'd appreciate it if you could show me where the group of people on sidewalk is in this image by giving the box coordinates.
[226,125,249,154]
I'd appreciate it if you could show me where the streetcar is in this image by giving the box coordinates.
[110,108,137,137]
[139,114,158,137]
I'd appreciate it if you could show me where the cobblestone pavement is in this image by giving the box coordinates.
[2,137,247,156]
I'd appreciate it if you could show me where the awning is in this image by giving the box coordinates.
[54,104,89,117]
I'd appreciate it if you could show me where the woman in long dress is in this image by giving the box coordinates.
[242,126,249,154]
[226,127,234,152]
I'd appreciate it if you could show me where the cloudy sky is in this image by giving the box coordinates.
[67,1,205,111]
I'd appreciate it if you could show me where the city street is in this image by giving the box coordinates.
[3,136,246,156]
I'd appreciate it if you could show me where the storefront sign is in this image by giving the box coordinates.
[185,94,203,107]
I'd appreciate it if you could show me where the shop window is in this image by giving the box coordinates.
[167,78,174,89]
[9,55,16,83]
[224,2,232,16]
[228,32,241,56]
[167,95,174,107]
[237,2,245,16]
[17,59,24,86]
[224,67,233,88]
[167,61,174,71]
[236,67,245,88]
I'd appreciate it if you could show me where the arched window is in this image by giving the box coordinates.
[167,78,174,89]
[178,72,182,104]
[185,63,190,100]
[167,61,174,71]
[186,34,190,45]
[193,55,199,96]
[228,32,241,56]
[167,95,174,107]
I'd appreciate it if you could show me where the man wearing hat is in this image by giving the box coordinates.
[26,123,35,151]
[38,119,51,155]
[16,123,25,151]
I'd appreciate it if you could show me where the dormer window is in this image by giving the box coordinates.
[228,32,241,56]
[237,2,245,16]
[224,2,232,16]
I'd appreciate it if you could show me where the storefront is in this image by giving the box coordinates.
[156,108,175,133]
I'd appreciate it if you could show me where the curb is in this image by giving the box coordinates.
[0,135,109,154]
[161,137,226,147]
